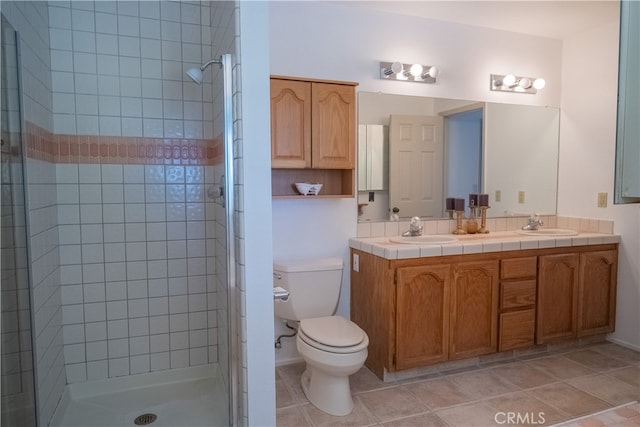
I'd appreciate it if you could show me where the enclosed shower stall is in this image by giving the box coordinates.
[1,1,240,425]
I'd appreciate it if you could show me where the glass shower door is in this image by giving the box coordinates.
[1,13,37,427]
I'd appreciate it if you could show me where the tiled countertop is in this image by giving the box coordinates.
[349,230,621,260]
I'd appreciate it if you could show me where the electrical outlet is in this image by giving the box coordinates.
[597,192,608,208]
[353,253,359,272]
[495,190,501,202]
[518,191,525,204]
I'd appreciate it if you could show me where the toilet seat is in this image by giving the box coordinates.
[298,316,369,354]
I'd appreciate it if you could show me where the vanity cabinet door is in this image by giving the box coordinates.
[449,260,499,360]
[536,253,579,344]
[395,264,451,370]
[270,79,312,168]
[577,250,617,336]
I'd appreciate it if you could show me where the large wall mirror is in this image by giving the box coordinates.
[357,92,560,222]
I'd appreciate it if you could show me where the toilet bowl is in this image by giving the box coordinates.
[296,315,369,416]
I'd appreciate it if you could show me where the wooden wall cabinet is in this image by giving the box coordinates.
[351,244,618,380]
[270,76,357,198]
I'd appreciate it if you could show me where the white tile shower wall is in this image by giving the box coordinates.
[56,163,219,382]
[48,0,216,139]
[2,2,63,426]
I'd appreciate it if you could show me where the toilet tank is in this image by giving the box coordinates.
[273,257,343,321]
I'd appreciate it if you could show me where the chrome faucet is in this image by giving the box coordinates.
[522,214,544,230]
[402,216,423,236]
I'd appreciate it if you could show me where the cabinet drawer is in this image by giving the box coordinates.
[501,257,537,279]
[499,309,535,351]
[500,280,536,309]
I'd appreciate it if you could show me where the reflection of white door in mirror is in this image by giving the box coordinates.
[389,115,444,218]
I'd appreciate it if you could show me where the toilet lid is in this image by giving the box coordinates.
[299,316,365,347]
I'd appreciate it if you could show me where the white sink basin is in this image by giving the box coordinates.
[389,235,458,245]
[517,228,578,236]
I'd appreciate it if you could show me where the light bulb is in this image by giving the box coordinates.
[518,78,532,89]
[409,64,423,77]
[533,78,546,90]
[427,66,439,78]
[502,74,516,86]
[390,61,403,74]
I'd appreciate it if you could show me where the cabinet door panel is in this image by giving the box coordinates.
[537,254,579,343]
[578,250,617,336]
[311,82,355,169]
[395,265,450,370]
[450,261,499,360]
[270,79,311,168]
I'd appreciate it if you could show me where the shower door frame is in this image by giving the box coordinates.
[220,53,238,427]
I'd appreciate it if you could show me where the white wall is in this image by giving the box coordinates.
[237,1,276,424]
[559,17,640,350]
[269,1,564,363]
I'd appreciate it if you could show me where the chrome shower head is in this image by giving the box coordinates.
[185,58,222,85]
[186,67,203,85]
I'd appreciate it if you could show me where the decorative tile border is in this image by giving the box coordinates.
[24,122,223,166]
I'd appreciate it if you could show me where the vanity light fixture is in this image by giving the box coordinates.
[490,73,546,94]
[380,61,440,83]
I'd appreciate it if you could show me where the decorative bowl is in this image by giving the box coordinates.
[294,182,323,196]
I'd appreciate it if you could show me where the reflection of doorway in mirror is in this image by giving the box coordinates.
[389,115,444,218]
[443,107,483,216]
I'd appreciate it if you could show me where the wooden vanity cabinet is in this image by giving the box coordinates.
[270,76,357,198]
[352,244,618,380]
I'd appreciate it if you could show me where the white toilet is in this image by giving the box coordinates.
[273,257,369,416]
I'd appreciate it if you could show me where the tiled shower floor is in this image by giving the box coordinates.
[276,342,640,426]
[51,373,228,426]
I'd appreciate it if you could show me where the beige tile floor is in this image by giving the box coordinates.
[276,342,640,426]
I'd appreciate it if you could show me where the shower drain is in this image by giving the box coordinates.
[133,413,157,425]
